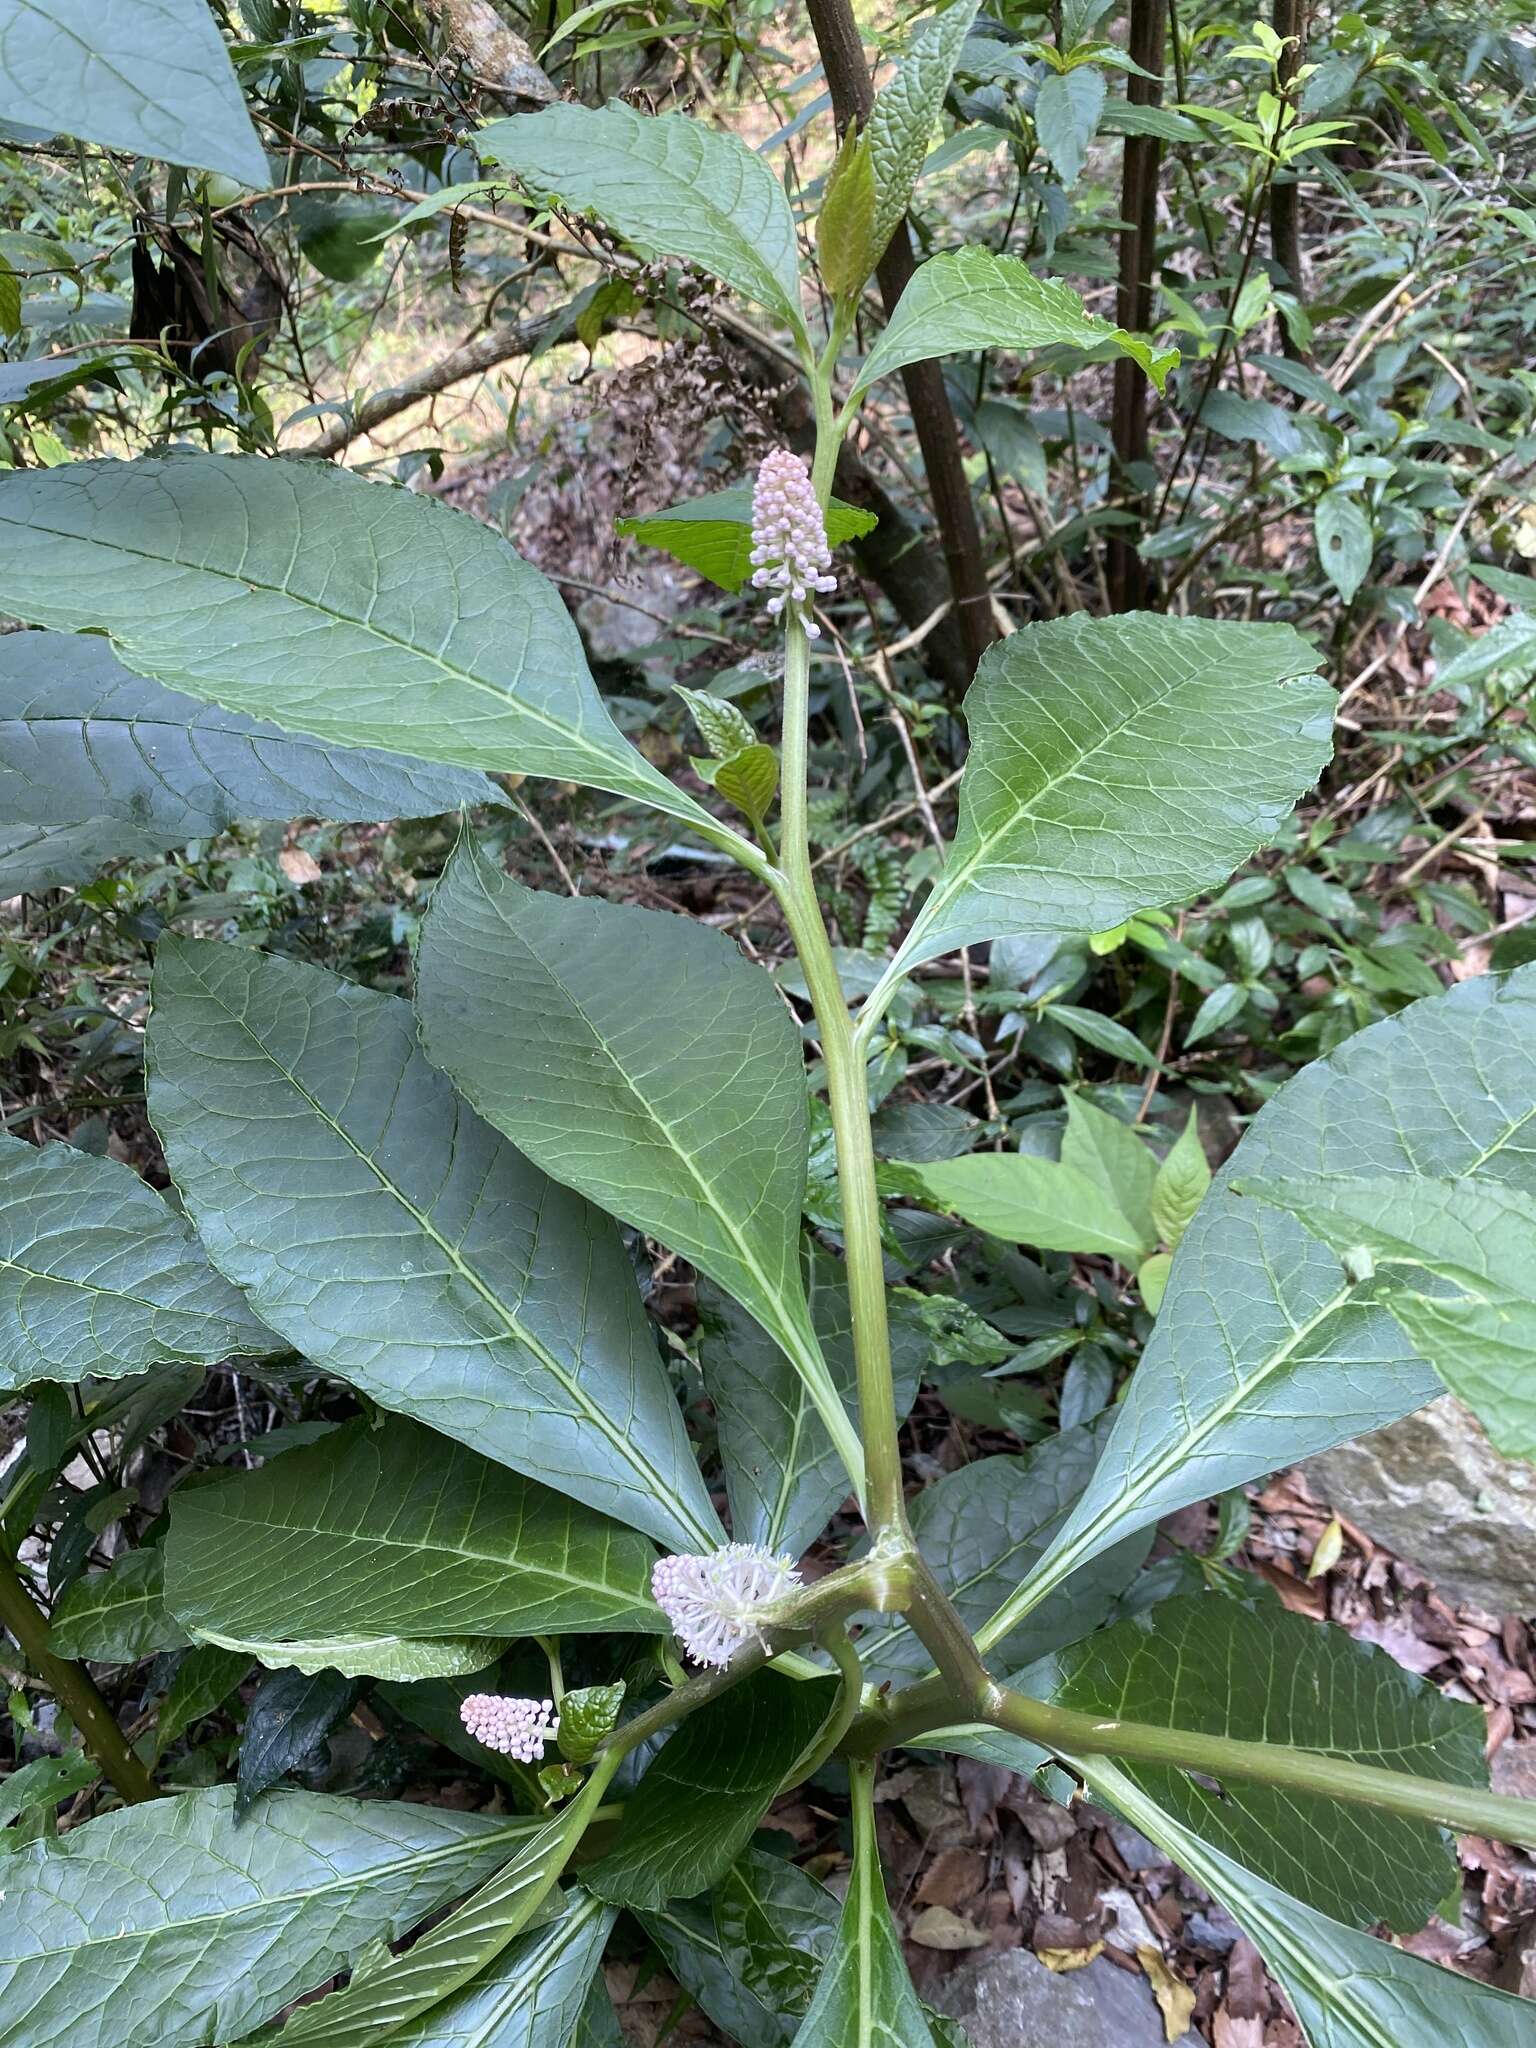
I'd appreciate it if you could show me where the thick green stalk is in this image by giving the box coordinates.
[0,1548,158,1805]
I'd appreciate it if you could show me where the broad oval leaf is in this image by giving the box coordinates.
[146,938,723,1554]
[894,1151,1151,1261]
[384,1891,615,2048]
[616,488,876,593]
[710,1848,839,2025]
[0,455,726,845]
[886,614,1333,981]
[415,837,860,1493]
[0,1129,276,1391]
[851,249,1178,400]
[0,0,269,187]
[0,1786,542,2048]
[866,0,983,258]
[49,1546,188,1662]
[237,1668,363,1818]
[982,965,1536,1653]
[479,103,805,334]
[0,631,502,835]
[165,1416,663,1646]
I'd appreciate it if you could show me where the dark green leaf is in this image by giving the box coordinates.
[50,1547,189,1662]
[384,1891,615,2048]
[155,1643,253,1755]
[557,1683,627,1764]
[710,1848,839,2022]
[0,817,178,893]
[236,1667,363,1818]
[0,1753,98,1832]
[147,939,722,1552]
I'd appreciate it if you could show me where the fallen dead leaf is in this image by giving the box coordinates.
[279,847,322,884]
[1036,1940,1104,1973]
[909,1905,990,1951]
[1138,1945,1197,2043]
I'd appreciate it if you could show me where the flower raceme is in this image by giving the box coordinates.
[460,1693,561,1762]
[749,448,837,636]
[652,1543,803,1668]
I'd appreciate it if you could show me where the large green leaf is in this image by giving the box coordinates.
[637,1896,790,2048]
[979,967,1536,1657]
[415,838,859,1493]
[851,249,1178,400]
[857,1426,1151,1680]
[0,0,269,186]
[0,1786,542,2048]
[49,1547,189,1662]
[1240,1175,1536,1459]
[1050,1592,1482,1930]
[0,817,185,892]
[385,1892,614,2048]
[146,940,722,1553]
[697,1249,925,1556]
[0,456,724,844]
[0,1130,275,1391]
[893,1151,1151,1261]
[865,0,983,258]
[586,1671,830,1911]
[254,1801,601,2047]
[186,1625,504,1682]
[883,614,1332,982]
[616,489,876,593]
[478,103,805,334]
[165,1416,662,1646]
[710,1848,839,2028]
[0,631,501,835]
[795,1767,935,2048]
[1082,1758,1536,2048]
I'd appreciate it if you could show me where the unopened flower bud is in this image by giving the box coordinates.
[460,1693,560,1762]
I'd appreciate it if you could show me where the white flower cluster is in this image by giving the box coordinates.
[749,448,837,637]
[651,1542,802,1669]
[460,1693,560,1763]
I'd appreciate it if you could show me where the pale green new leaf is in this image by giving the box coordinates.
[0,456,726,844]
[0,0,269,186]
[384,1892,614,2048]
[479,103,804,333]
[415,837,860,1495]
[165,1417,663,1649]
[50,1546,189,1662]
[0,631,502,835]
[979,966,1536,1658]
[0,1786,543,2048]
[851,249,1178,401]
[1084,1759,1536,2048]
[795,1771,935,2048]
[1151,1109,1209,1251]
[147,939,722,1553]
[1240,1174,1536,1459]
[253,1805,602,2047]
[884,614,1332,981]
[865,0,982,257]
[1035,65,1106,186]
[617,488,876,593]
[895,1151,1150,1261]
[0,1130,276,1391]
[187,1625,504,1682]
[1060,1093,1158,1248]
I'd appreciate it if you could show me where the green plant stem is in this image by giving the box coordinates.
[0,1548,157,1805]
[779,1630,864,1792]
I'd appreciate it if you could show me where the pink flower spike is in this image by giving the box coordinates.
[651,1543,802,1669]
[460,1693,560,1763]
[749,449,837,638]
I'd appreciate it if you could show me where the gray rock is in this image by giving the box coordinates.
[936,1951,1196,2048]
[1301,1396,1536,1616]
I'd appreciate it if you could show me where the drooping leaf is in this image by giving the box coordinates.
[866,0,983,258]
[49,1546,189,1662]
[165,1416,662,1647]
[1082,1758,1536,2048]
[255,1803,604,2047]
[478,103,805,333]
[1239,1174,1536,1459]
[884,614,1332,979]
[1034,66,1106,185]
[384,1891,615,2048]
[851,249,1178,401]
[237,1667,364,1819]
[710,1848,839,2024]
[586,1671,831,1910]
[0,1786,544,2048]
[0,817,178,893]
[1060,1093,1158,1248]
[980,966,1536,1657]
[894,1150,1151,1261]
[0,456,724,844]
[697,1248,925,1556]
[0,631,501,835]
[856,1426,1152,1680]
[187,1625,505,1682]
[0,1130,276,1392]
[795,1768,936,2048]
[146,939,722,1553]
[1315,488,1373,604]
[616,488,876,593]
[0,0,269,187]
[414,838,858,1493]
[1049,1593,1483,1929]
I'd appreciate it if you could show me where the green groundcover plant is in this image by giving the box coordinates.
[1,11,1536,2048]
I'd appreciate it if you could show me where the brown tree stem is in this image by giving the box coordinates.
[1270,0,1310,361]
[1107,0,1167,612]
[804,0,997,688]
